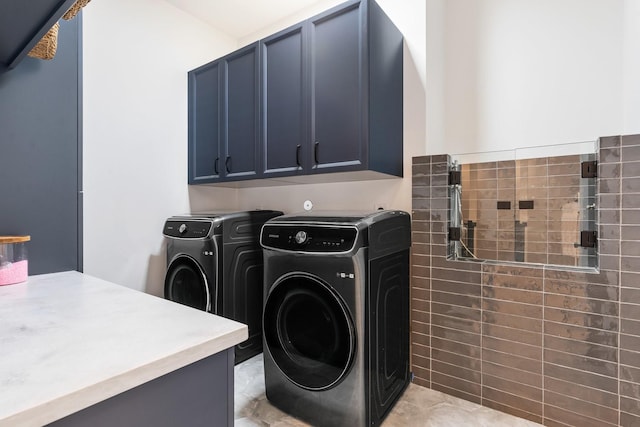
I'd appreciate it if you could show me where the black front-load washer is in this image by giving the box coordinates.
[261,210,411,427]
[163,210,282,364]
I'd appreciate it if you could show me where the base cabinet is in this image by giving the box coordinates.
[47,350,234,427]
[189,0,403,186]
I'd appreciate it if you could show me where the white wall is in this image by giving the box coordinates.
[623,0,640,134]
[83,0,240,295]
[428,0,627,155]
[425,0,445,151]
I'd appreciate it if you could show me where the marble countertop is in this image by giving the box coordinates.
[0,271,248,427]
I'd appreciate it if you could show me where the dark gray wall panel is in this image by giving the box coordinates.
[0,18,81,275]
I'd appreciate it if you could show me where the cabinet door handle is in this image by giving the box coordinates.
[214,157,219,174]
[314,141,319,164]
[296,144,302,167]
[225,156,231,173]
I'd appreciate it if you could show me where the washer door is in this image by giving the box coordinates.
[164,256,211,312]
[263,274,355,391]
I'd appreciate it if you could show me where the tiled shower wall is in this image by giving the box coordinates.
[459,154,596,267]
[410,134,640,426]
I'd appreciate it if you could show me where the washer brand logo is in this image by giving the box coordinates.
[336,272,355,279]
[203,251,214,256]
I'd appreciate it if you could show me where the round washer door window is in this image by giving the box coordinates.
[263,274,355,391]
[164,256,210,312]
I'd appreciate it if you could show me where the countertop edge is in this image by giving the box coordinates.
[3,326,247,427]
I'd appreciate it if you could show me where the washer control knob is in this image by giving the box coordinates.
[178,223,188,234]
[294,230,308,244]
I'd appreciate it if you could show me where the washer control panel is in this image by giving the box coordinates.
[261,225,358,252]
[163,220,212,238]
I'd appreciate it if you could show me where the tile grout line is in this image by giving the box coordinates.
[430,156,438,389]
[542,263,546,425]
[480,262,484,408]
[541,161,546,425]
[616,138,622,427]
[430,155,441,390]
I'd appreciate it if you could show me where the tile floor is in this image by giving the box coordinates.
[234,354,541,427]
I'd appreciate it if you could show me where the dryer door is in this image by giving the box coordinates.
[164,256,211,312]
[263,273,355,391]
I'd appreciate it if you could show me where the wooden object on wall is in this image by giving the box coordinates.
[0,236,31,244]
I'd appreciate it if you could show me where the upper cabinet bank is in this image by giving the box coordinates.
[188,0,403,186]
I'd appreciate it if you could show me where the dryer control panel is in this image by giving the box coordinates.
[261,225,358,252]
[163,220,212,238]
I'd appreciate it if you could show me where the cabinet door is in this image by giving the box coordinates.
[222,43,260,180]
[261,24,307,177]
[309,1,366,173]
[188,61,221,183]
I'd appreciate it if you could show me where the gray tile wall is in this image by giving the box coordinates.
[411,134,640,426]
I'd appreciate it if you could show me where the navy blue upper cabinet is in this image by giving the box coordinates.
[309,1,365,173]
[188,61,221,183]
[188,43,260,184]
[223,43,260,180]
[264,0,404,179]
[188,0,403,185]
[261,23,307,178]
[308,0,403,178]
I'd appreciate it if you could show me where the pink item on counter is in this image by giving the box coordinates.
[0,260,28,285]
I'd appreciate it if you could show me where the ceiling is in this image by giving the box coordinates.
[163,0,329,39]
